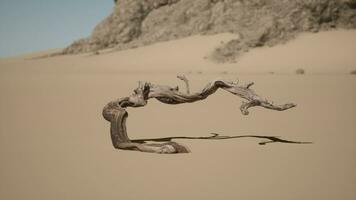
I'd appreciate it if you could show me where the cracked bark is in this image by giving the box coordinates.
[102,76,296,154]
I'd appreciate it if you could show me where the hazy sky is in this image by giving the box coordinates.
[0,0,113,57]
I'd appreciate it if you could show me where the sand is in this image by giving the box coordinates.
[0,30,356,200]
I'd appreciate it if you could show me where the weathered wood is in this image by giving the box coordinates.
[102,76,296,154]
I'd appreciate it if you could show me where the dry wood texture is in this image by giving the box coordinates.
[102,76,296,154]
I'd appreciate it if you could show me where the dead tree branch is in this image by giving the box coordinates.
[102,76,296,154]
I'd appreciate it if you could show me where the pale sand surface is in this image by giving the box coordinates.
[0,30,356,199]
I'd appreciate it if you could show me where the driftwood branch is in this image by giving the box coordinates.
[103,76,296,154]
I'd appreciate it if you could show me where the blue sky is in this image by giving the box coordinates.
[0,0,113,57]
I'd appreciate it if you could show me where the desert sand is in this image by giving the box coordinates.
[0,30,356,199]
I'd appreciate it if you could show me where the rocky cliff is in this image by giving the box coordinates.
[62,0,356,62]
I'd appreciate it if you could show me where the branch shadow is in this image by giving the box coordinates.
[132,133,312,146]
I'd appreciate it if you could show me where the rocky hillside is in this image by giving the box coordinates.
[62,0,356,62]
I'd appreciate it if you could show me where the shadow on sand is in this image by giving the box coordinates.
[132,133,312,146]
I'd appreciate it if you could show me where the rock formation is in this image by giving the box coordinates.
[62,0,356,62]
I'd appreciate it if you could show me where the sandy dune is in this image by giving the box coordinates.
[0,30,355,200]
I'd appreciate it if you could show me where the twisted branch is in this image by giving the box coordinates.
[102,76,296,154]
